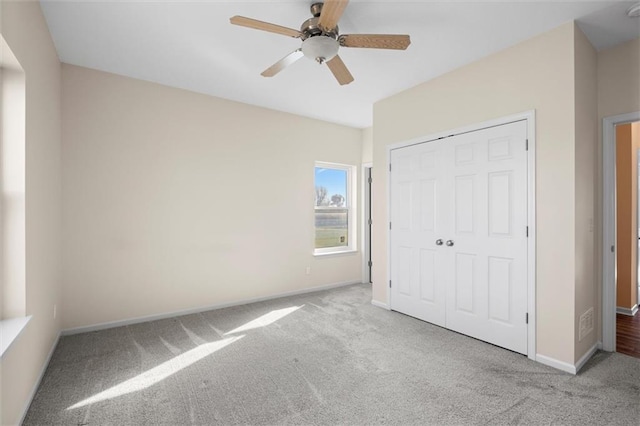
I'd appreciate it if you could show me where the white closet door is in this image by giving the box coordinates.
[444,121,528,355]
[390,138,449,326]
[389,120,528,355]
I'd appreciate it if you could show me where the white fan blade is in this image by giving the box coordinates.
[261,49,304,77]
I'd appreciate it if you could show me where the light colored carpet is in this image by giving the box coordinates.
[25,283,640,425]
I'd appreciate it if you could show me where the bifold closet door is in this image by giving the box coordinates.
[444,121,528,355]
[389,138,449,327]
[390,120,528,355]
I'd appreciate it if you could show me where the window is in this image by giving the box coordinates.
[314,162,355,255]
[1,35,30,357]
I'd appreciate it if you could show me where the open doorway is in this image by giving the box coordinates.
[603,113,640,358]
[614,122,640,358]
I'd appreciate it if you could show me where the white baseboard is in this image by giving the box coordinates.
[616,304,638,316]
[575,342,600,374]
[536,341,600,375]
[536,353,577,374]
[371,300,390,310]
[62,280,362,336]
[18,331,61,425]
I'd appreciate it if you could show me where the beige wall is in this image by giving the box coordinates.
[362,127,373,164]
[0,1,62,424]
[573,26,598,362]
[598,38,640,120]
[615,123,640,310]
[61,64,363,330]
[373,23,580,364]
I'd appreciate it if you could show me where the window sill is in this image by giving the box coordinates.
[0,316,32,358]
[313,249,358,257]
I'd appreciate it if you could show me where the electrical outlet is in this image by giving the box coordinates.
[53,304,57,319]
[589,218,594,232]
[305,266,311,275]
[579,307,594,341]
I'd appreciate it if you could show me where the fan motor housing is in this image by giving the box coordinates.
[301,17,338,40]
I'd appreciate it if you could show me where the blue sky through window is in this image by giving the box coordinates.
[315,167,347,199]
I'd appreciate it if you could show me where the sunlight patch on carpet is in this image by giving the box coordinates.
[224,305,303,335]
[67,335,244,410]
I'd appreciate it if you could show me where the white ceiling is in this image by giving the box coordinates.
[40,0,640,128]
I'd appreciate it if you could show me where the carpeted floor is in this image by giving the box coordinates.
[25,283,640,425]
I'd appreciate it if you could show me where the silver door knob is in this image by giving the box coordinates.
[435,239,444,246]
[446,240,454,247]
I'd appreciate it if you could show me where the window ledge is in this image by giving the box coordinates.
[313,249,358,257]
[1,316,32,358]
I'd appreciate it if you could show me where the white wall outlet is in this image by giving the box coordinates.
[305,266,311,275]
[53,304,57,319]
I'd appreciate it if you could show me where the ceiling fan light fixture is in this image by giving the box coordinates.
[301,36,339,63]
[230,0,410,84]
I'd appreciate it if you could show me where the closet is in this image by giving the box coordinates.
[390,120,529,354]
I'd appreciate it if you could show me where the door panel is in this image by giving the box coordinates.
[390,120,528,355]
[419,179,437,231]
[419,249,436,302]
[396,182,412,230]
[397,246,413,297]
[488,171,512,236]
[445,120,528,354]
[454,253,476,314]
[455,176,475,234]
[390,140,448,326]
[488,256,513,323]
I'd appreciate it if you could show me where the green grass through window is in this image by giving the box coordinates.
[315,209,348,249]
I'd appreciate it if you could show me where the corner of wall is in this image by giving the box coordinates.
[572,20,599,364]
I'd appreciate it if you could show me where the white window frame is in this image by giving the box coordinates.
[1,35,30,358]
[314,161,357,256]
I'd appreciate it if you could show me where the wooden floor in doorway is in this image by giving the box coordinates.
[616,313,640,359]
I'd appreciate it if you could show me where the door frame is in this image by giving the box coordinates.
[362,163,373,283]
[637,150,640,308]
[386,110,537,360]
[602,111,640,352]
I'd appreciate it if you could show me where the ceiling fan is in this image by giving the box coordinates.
[230,0,411,85]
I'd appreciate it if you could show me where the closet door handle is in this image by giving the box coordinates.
[446,240,455,247]
[435,239,444,246]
